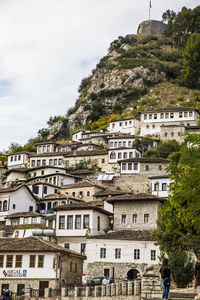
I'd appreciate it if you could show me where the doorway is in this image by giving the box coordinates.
[127,269,139,280]
[39,281,49,297]
[17,284,25,296]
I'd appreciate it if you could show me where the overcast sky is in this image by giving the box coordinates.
[0,0,198,150]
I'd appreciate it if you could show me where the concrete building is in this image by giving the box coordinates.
[0,236,85,296]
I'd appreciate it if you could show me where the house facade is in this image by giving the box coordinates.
[107,119,140,135]
[7,152,31,170]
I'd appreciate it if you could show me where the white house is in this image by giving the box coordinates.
[28,172,81,187]
[0,185,37,222]
[7,152,31,169]
[108,148,141,164]
[108,135,136,149]
[35,141,72,154]
[0,236,85,296]
[72,130,86,142]
[107,118,140,135]
[149,175,170,198]
[28,182,59,198]
[140,107,199,137]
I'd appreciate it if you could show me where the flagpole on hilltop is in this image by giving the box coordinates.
[149,0,152,20]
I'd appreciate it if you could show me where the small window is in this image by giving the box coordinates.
[87,191,90,197]
[83,215,90,228]
[144,114,147,120]
[128,141,132,147]
[119,141,122,147]
[123,152,127,159]
[29,206,33,212]
[122,163,126,171]
[115,248,121,259]
[81,243,86,254]
[72,192,75,197]
[3,200,7,211]
[121,214,126,224]
[160,113,164,119]
[134,249,140,260]
[114,142,117,147]
[70,261,73,272]
[6,255,13,268]
[49,159,53,166]
[179,112,183,118]
[100,248,106,258]
[29,255,36,268]
[18,155,21,160]
[0,255,4,268]
[162,183,167,191]
[38,255,44,268]
[170,113,174,119]
[171,132,174,137]
[123,141,126,147]
[15,255,22,268]
[32,217,37,224]
[125,121,127,125]
[165,113,169,119]
[75,215,81,229]
[129,152,133,158]
[128,163,132,170]
[189,111,193,117]
[154,114,157,120]
[101,158,105,163]
[151,250,156,261]
[75,262,77,273]
[13,204,16,209]
[43,186,47,194]
[24,217,29,225]
[152,125,155,129]
[144,214,149,224]
[164,132,168,137]
[118,153,122,159]
[58,159,63,166]
[59,216,65,229]
[146,125,149,129]
[132,214,137,224]
[184,111,188,117]
[42,159,46,166]
[145,165,149,171]
[154,183,159,191]
[178,132,181,136]
[119,122,122,126]
[97,216,100,231]
[67,216,73,229]
[64,243,70,249]
[149,114,152,119]
[159,165,162,171]
[133,163,138,170]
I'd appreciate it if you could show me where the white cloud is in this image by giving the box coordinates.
[0,0,198,150]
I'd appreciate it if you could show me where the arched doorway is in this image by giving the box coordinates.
[127,269,139,280]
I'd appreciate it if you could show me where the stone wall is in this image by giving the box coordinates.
[137,20,167,35]
[61,255,83,286]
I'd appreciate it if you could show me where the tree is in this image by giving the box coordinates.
[183,33,200,88]
[168,249,194,288]
[6,143,23,154]
[132,136,154,154]
[153,134,200,256]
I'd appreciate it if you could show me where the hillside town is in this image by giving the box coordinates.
[0,106,199,297]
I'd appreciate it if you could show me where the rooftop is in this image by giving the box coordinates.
[141,107,199,114]
[118,157,170,164]
[53,202,112,216]
[61,181,106,190]
[106,193,165,203]
[64,150,108,158]
[88,230,155,241]
[6,211,43,219]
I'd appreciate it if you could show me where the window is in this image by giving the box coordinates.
[37,160,41,167]
[100,248,106,258]
[149,114,152,119]
[121,214,126,224]
[97,216,100,231]
[24,217,29,225]
[133,163,138,170]
[38,255,44,268]
[53,177,56,185]
[110,142,113,147]
[178,132,181,136]
[81,243,86,254]
[110,152,116,160]
[119,141,122,147]
[104,268,110,277]
[129,152,133,158]
[122,163,126,170]
[151,250,156,261]
[132,214,137,223]
[125,121,127,126]
[165,113,169,119]
[118,152,122,159]
[29,206,33,212]
[83,215,90,228]
[170,113,174,119]
[179,112,183,118]
[189,111,193,117]
[18,155,21,160]
[43,186,47,194]
[29,255,36,268]
[87,191,90,197]
[171,132,174,137]
[160,113,164,119]
[58,159,63,166]
[114,142,117,147]
[158,165,162,171]
[164,132,168,137]
[0,255,4,268]
[15,255,22,268]
[119,122,122,126]
[11,156,13,162]
[54,159,57,166]
[145,165,149,171]
[146,125,149,129]
[75,215,81,229]
[128,163,132,170]
[101,159,105,163]
[75,262,77,273]
[42,159,46,166]
[184,111,188,117]
[128,141,132,147]
[144,213,149,224]
[64,243,70,249]
[34,172,37,177]
[152,125,155,129]
[72,192,75,197]
[134,249,140,260]
[6,255,13,268]
[31,160,35,167]
[154,183,159,191]
[154,114,157,119]
[162,183,167,191]
[0,201,2,211]
[67,216,73,229]
[144,114,147,120]
[59,216,65,229]
[33,185,39,194]
[47,145,50,152]
[14,156,17,161]
[11,218,19,225]
[49,159,53,166]
[13,204,16,209]
[115,248,121,259]
[3,200,7,211]
[70,261,73,272]
[123,152,127,159]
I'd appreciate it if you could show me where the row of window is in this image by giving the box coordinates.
[37,145,68,154]
[100,248,156,261]
[121,213,150,224]
[111,120,133,129]
[11,217,38,226]
[110,151,140,160]
[143,111,193,120]
[10,155,22,162]
[64,243,86,255]
[31,158,63,168]
[59,214,93,230]
[66,158,105,167]
[0,255,45,268]
[153,182,168,191]
[109,141,133,148]
[121,163,163,172]
[164,132,181,138]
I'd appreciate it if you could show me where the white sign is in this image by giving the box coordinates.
[3,269,27,278]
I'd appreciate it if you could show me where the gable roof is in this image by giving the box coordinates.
[53,202,112,216]
[42,193,84,202]
[141,107,199,114]
[118,157,170,164]
[94,189,127,197]
[6,211,42,219]
[61,181,106,190]
[64,150,108,158]
[0,236,86,258]
[106,193,166,204]
[88,230,155,241]
[0,184,38,200]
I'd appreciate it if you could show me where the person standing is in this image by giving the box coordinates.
[1,290,12,300]
[160,258,171,300]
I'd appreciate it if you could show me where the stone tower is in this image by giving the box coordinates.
[137,20,167,35]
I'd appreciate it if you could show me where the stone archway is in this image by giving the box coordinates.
[127,269,139,280]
